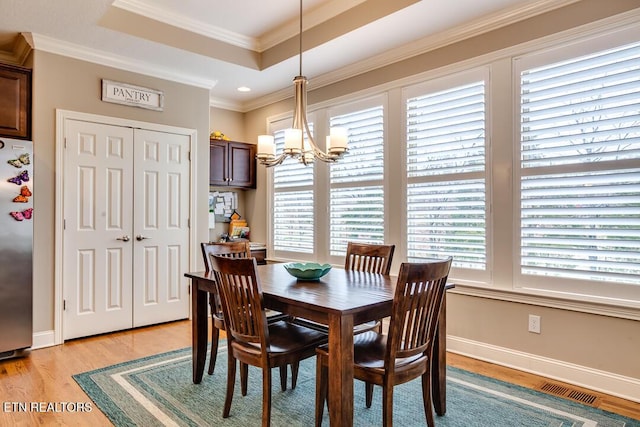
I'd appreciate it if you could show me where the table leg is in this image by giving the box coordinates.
[191,279,208,384]
[327,313,354,427]
[431,292,447,416]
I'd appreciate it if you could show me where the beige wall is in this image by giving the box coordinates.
[240,0,640,395]
[209,106,245,142]
[31,50,211,333]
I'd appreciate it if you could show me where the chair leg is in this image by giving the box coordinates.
[279,365,287,391]
[291,361,300,389]
[262,366,273,427]
[382,381,394,427]
[365,382,374,408]
[241,362,249,396]
[315,354,328,427]
[223,351,236,418]
[207,325,220,375]
[422,372,435,427]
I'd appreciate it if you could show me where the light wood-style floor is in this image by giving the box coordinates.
[0,320,637,426]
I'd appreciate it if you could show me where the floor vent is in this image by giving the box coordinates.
[539,382,600,406]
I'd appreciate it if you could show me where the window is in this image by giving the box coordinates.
[405,71,488,281]
[270,119,315,255]
[516,38,640,296]
[264,20,640,310]
[329,100,385,256]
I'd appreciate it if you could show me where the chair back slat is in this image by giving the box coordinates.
[344,242,395,275]
[211,256,268,347]
[387,258,452,363]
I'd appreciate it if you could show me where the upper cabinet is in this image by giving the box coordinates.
[209,140,256,189]
[0,63,32,140]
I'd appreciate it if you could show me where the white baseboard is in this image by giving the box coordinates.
[447,335,640,404]
[32,330,56,350]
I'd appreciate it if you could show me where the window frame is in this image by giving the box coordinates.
[512,26,640,306]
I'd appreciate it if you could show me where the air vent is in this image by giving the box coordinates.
[538,382,600,406]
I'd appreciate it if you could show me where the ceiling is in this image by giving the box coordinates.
[0,0,577,111]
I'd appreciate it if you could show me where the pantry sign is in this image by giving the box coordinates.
[101,79,164,111]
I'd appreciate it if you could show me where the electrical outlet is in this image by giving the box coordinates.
[528,314,541,334]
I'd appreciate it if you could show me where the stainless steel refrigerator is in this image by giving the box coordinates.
[0,137,32,359]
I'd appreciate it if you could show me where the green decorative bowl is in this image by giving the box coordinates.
[283,262,332,280]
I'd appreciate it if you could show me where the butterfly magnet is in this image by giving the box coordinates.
[9,208,33,221]
[7,153,31,168]
[7,170,29,185]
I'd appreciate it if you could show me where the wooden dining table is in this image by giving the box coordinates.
[185,263,451,427]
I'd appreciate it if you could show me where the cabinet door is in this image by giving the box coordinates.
[228,142,256,188]
[0,64,31,139]
[209,140,228,186]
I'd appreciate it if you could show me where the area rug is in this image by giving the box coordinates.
[74,344,639,427]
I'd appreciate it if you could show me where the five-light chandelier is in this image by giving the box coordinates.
[256,0,348,167]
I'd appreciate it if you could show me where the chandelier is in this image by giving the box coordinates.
[256,0,348,167]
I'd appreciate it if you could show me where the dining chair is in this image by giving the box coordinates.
[210,255,328,427]
[315,257,453,427]
[200,242,288,379]
[344,242,396,334]
[344,241,395,275]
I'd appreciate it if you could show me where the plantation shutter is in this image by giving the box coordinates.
[272,127,315,254]
[518,41,640,285]
[329,105,385,256]
[406,79,487,271]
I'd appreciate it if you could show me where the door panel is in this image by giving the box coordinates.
[63,121,134,340]
[132,129,190,327]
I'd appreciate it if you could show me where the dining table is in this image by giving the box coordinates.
[185,262,452,427]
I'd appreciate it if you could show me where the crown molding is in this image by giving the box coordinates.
[257,0,368,52]
[29,33,217,89]
[112,0,257,51]
[0,33,34,66]
[242,0,582,112]
[208,95,244,112]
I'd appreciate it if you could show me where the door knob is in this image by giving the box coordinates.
[116,235,131,242]
[136,234,150,241]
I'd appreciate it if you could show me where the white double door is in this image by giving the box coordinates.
[63,120,191,340]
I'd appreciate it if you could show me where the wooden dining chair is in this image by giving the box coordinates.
[211,255,328,427]
[344,241,395,275]
[200,241,252,376]
[200,242,287,378]
[315,257,453,427]
[345,242,395,334]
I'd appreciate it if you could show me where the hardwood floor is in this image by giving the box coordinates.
[0,320,637,426]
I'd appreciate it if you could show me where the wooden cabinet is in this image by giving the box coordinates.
[0,63,31,140]
[209,140,256,188]
[250,248,267,265]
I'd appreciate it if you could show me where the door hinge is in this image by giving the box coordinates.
[64,219,66,230]
[63,299,66,311]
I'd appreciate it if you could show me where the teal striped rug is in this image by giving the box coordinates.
[74,345,639,427]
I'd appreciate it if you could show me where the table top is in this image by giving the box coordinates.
[186,263,396,319]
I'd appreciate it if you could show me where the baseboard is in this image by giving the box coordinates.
[32,330,56,350]
[447,335,640,404]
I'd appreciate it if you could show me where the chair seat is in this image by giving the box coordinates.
[234,320,328,355]
[317,331,423,370]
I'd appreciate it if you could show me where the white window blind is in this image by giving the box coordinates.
[406,79,487,271]
[272,127,315,254]
[519,41,640,285]
[329,105,385,256]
